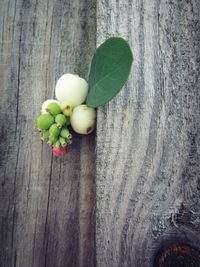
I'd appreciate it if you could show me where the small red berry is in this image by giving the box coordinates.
[52,146,68,156]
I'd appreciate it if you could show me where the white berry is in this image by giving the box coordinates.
[70,104,96,134]
[55,73,88,107]
[41,99,60,114]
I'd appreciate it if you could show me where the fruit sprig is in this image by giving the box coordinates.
[36,37,133,157]
[36,73,96,156]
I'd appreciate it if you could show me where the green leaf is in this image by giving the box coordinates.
[86,37,133,108]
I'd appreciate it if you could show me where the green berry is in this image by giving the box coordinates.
[59,137,67,147]
[41,130,50,141]
[60,128,70,139]
[49,123,61,137]
[60,101,73,116]
[41,99,60,114]
[47,103,62,116]
[53,140,61,148]
[37,114,54,130]
[55,114,68,128]
[47,136,58,146]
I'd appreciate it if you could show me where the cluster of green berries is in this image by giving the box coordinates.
[36,73,96,157]
[36,102,72,156]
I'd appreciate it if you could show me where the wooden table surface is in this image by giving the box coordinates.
[0,0,200,266]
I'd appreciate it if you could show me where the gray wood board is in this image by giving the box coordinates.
[0,0,96,266]
[1,0,200,266]
[96,0,200,266]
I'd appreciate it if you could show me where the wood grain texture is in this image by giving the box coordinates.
[96,0,200,266]
[0,0,96,266]
[1,0,200,266]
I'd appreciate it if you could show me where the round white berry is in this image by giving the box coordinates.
[70,104,96,134]
[55,73,88,107]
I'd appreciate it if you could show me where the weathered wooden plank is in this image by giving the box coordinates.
[0,0,96,266]
[96,0,200,266]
